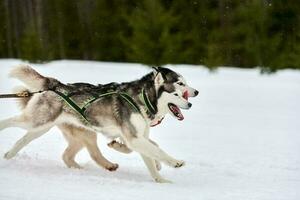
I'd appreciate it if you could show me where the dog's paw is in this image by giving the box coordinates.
[69,163,83,169]
[155,177,172,183]
[107,140,132,154]
[174,160,185,168]
[107,140,117,148]
[64,160,83,169]
[167,159,185,168]
[4,151,16,159]
[105,163,119,171]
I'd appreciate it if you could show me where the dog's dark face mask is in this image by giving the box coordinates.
[156,67,199,98]
[153,67,193,121]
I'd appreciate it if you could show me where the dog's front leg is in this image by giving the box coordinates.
[149,140,162,171]
[108,139,162,171]
[141,155,171,183]
[126,137,185,168]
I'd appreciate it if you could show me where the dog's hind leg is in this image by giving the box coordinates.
[0,115,27,131]
[78,131,119,171]
[4,128,50,159]
[59,124,118,171]
[59,124,84,169]
[62,139,84,169]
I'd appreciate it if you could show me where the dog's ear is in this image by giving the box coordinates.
[152,66,160,77]
[152,66,167,82]
[152,66,159,72]
[154,72,164,86]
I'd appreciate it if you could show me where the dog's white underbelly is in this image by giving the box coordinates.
[57,113,122,139]
[93,125,122,139]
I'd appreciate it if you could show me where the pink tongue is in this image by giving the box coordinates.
[174,106,184,120]
[183,91,188,100]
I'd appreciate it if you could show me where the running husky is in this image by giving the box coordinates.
[0,65,198,183]
[57,72,198,173]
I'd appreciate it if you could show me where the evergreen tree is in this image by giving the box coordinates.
[19,23,43,62]
[169,0,211,66]
[263,0,300,71]
[0,0,299,70]
[0,2,7,57]
[125,0,179,66]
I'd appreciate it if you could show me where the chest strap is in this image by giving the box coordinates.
[139,88,156,115]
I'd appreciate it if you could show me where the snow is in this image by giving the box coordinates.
[0,59,299,200]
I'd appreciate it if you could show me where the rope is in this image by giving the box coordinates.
[0,91,42,98]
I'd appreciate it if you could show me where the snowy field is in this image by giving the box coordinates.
[0,59,299,200]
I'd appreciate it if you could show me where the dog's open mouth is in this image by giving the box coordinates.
[168,103,184,121]
[183,91,188,100]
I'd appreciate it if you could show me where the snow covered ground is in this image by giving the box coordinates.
[0,59,299,200]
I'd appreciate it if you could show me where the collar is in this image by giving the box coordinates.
[140,88,156,115]
[150,117,165,127]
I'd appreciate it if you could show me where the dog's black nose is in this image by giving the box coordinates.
[194,90,199,96]
[188,103,192,108]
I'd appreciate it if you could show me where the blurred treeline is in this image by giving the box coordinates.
[0,0,299,71]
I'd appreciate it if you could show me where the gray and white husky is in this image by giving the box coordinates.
[0,65,198,183]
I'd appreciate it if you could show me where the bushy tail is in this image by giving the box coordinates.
[9,64,49,91]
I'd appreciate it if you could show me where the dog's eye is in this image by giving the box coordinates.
[174,93,179,96]
[178,82,185,86]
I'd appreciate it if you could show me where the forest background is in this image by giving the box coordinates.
[0,0,299,72]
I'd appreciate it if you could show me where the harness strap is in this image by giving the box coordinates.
[52,90,140,124]
[52,90,90,122]
[81,91,118,112]
[0,89,142,124]
[140,88,156,115]
[119,92,140,113]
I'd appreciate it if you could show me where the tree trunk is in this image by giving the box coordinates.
[4,0,13,57]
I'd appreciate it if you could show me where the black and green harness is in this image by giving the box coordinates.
[51,87,156,124]
[0,86,157,125]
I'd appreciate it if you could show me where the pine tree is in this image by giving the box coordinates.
[125,0,179,66]
[19,23,43,62]
[263,0,300,71]
[0,1,7,57]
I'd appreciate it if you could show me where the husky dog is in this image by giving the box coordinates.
[57,70,198,172]
[0,65,198,183]
[30,70,197,173]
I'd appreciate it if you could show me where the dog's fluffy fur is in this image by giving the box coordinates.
[0,64,198,183]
